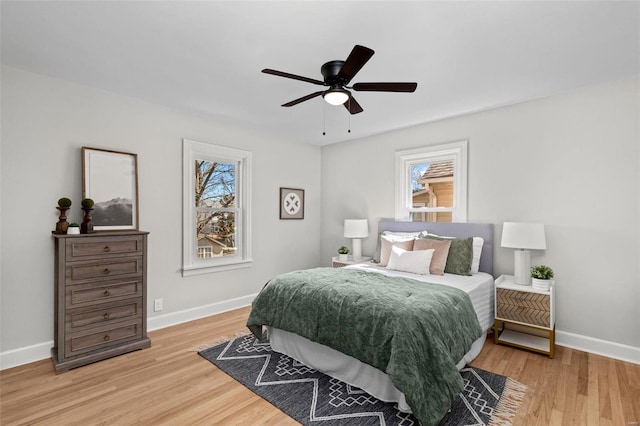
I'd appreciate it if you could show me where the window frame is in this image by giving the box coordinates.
[395,140,468,223]
[182,139,252,276]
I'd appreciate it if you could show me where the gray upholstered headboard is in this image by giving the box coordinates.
[377,220,494,276]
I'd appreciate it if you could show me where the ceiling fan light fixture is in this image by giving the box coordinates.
[323,88,350,106]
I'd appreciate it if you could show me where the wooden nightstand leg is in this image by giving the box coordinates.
[493,320,502,344]
[549,326,556,358]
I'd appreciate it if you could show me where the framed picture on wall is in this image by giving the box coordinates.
[82,147,139,231]
[279,187,304,220]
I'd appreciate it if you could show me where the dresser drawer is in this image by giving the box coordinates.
[66,257,143,284]
[66,299,143,331]
[66,280,143,308]
[65,320,142,357]
[496,288,550,327]
[66,236,144,260]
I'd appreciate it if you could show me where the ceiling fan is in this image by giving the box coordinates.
[262,45,417,114]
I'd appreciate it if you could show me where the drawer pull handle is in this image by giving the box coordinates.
[103,313,110,320]
[103,335,110,342]
[104,246,111,252]
[103,268,110,275]
[103,290,111,297]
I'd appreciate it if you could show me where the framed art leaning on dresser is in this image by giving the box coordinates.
[82,147,139,231]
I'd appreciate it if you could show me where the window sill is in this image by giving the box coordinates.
[182,258,253,277]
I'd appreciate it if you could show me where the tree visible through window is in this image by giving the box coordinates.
[183,139,252,276]
[196,160,237,257]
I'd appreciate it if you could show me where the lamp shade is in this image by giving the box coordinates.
[501,222,546,250]
[344,219,369,238]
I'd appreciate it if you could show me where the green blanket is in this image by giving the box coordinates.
[247,267,482,426]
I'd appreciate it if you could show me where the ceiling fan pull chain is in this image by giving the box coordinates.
[348,98,351,133]
[322,102,326,136]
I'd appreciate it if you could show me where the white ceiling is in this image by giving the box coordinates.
[2,1,638,146]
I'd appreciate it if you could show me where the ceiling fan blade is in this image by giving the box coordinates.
[344,95,364,114]
[352,82,418,92]
[262,69,325,86]
[282,91,324,107]
[338,45,375,83]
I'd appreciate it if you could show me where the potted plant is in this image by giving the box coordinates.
[67,223,80,235]
[338,246,349,261]
[531,265,554,290]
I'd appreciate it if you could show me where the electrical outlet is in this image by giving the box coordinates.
[154,298,163,312]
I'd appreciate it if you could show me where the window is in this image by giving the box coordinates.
[183,139,252,275]
[395,141,467,223]
[198,246,214,258]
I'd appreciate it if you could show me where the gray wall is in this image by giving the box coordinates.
[321,77,640,350]
[0,66,322,360]
[2,65,638,367]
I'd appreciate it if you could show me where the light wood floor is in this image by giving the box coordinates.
[1,306,639,425]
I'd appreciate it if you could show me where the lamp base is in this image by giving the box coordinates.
[514,250,531,285]
[351,238,363,261]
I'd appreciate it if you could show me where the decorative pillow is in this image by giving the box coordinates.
[373,231,422,263]
[470,237,484,274]
[419,232,484,274]
[379,237,415,267]
[421,235,473,276]
[386,246,434,275]
[412,238,451,275]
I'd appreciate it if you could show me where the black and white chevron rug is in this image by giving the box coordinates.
[199,334,526,426]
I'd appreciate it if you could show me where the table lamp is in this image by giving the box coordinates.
[501,222,546,285]
[344,219,369,261]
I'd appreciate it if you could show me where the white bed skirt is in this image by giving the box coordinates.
[269,326,488,414]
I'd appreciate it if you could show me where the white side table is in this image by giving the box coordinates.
[494,274,556,357]
[331,256,372,268]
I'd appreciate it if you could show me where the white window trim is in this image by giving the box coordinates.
[182,139,252,276]
[395,140,468,222]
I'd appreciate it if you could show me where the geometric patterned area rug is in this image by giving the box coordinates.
[199,334,527,426]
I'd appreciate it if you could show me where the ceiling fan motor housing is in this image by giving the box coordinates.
[321,60,347,86]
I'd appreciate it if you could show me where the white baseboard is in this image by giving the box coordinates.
[0,293,257,371]
[146,293,257,331]
[556,330,640,365]
[3,305,638,370]
[0,341,55,370]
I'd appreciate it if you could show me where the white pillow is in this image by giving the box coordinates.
[386,246,434,275]
[470,237,484,274]
[382,231,423,238]
[420,232,484,274]
[373,231,422,263]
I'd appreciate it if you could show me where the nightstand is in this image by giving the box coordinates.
[494,275,556,358]
[331,256,372,268]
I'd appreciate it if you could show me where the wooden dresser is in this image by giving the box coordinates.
[52,231,151,373]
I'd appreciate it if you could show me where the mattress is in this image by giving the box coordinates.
[269,264,495,414]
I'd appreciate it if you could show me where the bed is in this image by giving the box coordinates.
[247,220,494,426]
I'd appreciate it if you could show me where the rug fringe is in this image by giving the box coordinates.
[189,331,251,352]
[488,377,527,426]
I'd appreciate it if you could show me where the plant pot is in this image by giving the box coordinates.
[54,206,70,234]
[81,207,95,234]
[531,278,551,291]
[67,227,80,235]
[338,254,349,261]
